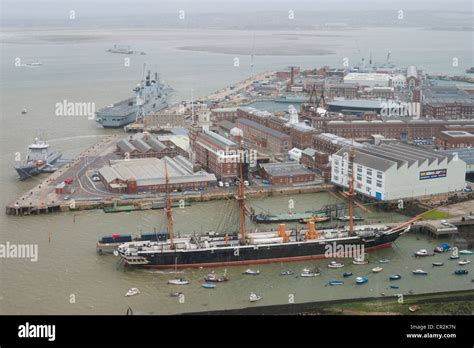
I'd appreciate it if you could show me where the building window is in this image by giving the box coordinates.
[367,178,372,185]
[357,174,362,181]
[334,175,339,181]
[357,166,362,173]
[376,180,382,188]
[377,171,383,179]
[366,169,372,176]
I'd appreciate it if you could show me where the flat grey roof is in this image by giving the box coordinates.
[261,162,313,177]
[100,157,216,186]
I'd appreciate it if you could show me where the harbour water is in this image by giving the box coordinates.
[1,26,473,314]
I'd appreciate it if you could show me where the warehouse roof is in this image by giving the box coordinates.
[260,162,314,177]
[237,118,290,139]
[335,142,456,172]
[99,156,216,186]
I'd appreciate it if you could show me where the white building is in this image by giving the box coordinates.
[344,73,391,87]
[288,147,303,162]
[331,143,466,201]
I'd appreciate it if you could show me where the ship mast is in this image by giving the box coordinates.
[237,142,246,244]
[164,159,174,248]
[347,145,356,236]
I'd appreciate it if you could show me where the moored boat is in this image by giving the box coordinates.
[454,269,468,275]
[449,254,460,260]
[301,267,320,277]
[356,277,369,284]
[125,288,140,297]
[432,262,444,267]
[328,261,344,268]
[115,143,416,269]
[458,260,471,265]
[328,280,344,285]
[412,269,428,275]
[408,305,419,312]
[204,274,228,282]
[280,270,294,276]
[243,269,260,275]
[353,257,369,265]
[389,274,401,280]
[168,278,189,285]
[379,259,390,263]
[343,272,353,277]
[414,249,435,257]
[372,267,383,273]
[249,292,262,302]
[434,243,450,253]
[202,283,217,289]
[459,250,474,255]
[390,285,400,289]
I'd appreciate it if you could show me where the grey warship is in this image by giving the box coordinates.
[95,70,169,128]
[15,137,62,180]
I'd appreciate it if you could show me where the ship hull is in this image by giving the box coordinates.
[134,230,402,269]
[15,152,62,181]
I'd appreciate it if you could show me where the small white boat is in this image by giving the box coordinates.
[355,277,369,284]
[414,249,434,257]
[353,257,369,265]
[412,269,428,275]
[328,261,344,268]
[243,269,260,275]
[458,260,471,265]
[449,254,460,260]
[125,288,140,297]
[379,259,390,263]
[372,267,384,273]
[408,305,420,312]
[249,292,262,302]
[432,262,444,267]
[301,268,320,277]
[168,278,189,285]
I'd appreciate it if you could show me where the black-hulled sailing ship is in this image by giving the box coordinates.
[116,144,415,268]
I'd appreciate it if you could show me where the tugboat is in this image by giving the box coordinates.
[15,136,63,180]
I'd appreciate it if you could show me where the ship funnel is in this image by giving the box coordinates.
[278,224,289,242]
[306,221,318,240]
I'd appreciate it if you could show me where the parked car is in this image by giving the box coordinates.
[224,182,230,188]
[64,177,74,184]
[244,180,250,187]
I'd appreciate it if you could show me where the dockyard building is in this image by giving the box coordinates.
[258,162,316,186]
[331,143,466,201]
[99,156,216,194]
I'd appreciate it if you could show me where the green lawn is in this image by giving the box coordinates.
[420,210,451,220]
